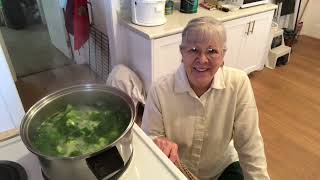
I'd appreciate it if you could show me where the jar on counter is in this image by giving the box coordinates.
[180,0,198,14]
[165,0,174,15]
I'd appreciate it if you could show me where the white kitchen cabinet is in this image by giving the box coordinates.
[223,20,247,68]
[0,44,25,132]
[124,10,274,91]
[0,94,15,132]
[153,34,182,81]
[223,11,274,73]
[125,29,182,91]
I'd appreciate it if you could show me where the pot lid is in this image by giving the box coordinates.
[0,161,27,180]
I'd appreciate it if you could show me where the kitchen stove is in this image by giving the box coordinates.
[0,124,187,180]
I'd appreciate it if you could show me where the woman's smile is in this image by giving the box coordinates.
[193,66,210,72]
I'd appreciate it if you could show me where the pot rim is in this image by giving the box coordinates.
[20,84,136,160]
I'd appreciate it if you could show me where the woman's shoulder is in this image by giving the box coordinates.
[222,66,247,76]
[149,72,176,93]
[221,66,250,87]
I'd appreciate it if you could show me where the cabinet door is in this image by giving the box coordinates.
[41,0,71,58]
[153,34,182,81]
[223,19,249,68]
[238,12,273,73]
[0,94,15,132]
[0,43,25,132]
[126,29,153,91]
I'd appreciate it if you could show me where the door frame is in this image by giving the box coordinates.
[0,36,25,132]
[0,30,16,81]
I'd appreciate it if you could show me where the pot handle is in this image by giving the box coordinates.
[86,146,124,179]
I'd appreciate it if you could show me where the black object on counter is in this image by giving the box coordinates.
[0,161,28,180]
[180,0,198,14]
[219,6,230,12]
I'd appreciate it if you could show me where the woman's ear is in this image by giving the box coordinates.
[180,45,184,63]
[222,48,227,58]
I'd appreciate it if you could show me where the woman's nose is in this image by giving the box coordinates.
[197,52,209,64]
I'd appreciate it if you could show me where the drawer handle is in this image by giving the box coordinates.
[250,20,255,34]
[246,22,251,36]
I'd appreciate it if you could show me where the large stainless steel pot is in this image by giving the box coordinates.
[20,84,136,180]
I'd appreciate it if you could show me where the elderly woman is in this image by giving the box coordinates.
[141,17,269,180]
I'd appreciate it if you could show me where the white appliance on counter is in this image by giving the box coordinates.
[226,0,267,8]
[0,124,187,180]
[131,0,166,26]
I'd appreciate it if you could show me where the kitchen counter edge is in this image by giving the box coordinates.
[120,3,277,39]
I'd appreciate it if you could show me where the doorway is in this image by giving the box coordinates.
[0,0,73,77]
[0,0,109,113]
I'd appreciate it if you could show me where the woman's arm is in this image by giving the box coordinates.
[141,85,165,138]
[233,74,270,180]
[141,85,180,164]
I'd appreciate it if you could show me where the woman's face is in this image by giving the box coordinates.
[180,33,224,93]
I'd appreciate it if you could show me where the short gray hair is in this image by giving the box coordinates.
[181,16,227,51]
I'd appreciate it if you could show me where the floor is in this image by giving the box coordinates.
[15,35,320,180]
[250,35,320,180]
[16,64,104,111]
[1,24,72,77]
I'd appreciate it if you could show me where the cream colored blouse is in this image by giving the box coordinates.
[142,65,269,180]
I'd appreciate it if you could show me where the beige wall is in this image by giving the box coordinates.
[91,0,108,34]
[300,0,320,39]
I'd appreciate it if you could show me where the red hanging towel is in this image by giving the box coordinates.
[74,0,89,50]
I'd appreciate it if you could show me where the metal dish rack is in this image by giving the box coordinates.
[88,25,110,81]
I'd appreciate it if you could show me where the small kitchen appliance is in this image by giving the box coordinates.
[131,0,167,26]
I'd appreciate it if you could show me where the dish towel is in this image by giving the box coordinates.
[74,0,90,50]
[106,64,146,107]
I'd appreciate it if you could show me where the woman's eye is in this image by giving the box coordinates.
[208,48,218,54]
[190,47,197,53]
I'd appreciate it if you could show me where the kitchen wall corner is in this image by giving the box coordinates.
[105,0,129,68]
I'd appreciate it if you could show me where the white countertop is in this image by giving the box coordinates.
[121,3,277,39]
[0,124,187,180]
